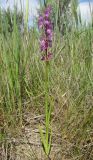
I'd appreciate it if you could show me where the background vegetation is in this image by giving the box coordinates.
[0,0,93,159]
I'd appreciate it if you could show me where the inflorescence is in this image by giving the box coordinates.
[38,5,53,61]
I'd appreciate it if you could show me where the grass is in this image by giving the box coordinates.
[0,1,93,159]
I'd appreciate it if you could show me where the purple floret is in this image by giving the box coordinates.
[38,15,44,29]
[44,5,52,17]
[40,38,48,51]
[41,52,53,61]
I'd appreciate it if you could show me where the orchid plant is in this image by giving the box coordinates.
[38,4,53,156]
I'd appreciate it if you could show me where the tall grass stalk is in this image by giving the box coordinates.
[25,0,29,31]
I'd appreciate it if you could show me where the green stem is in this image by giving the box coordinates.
[45,60,51,154]
[39,58,51,156]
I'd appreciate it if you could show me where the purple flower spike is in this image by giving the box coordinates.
[38,5,53,60]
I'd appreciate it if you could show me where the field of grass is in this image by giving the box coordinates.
[0,0,93,159]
